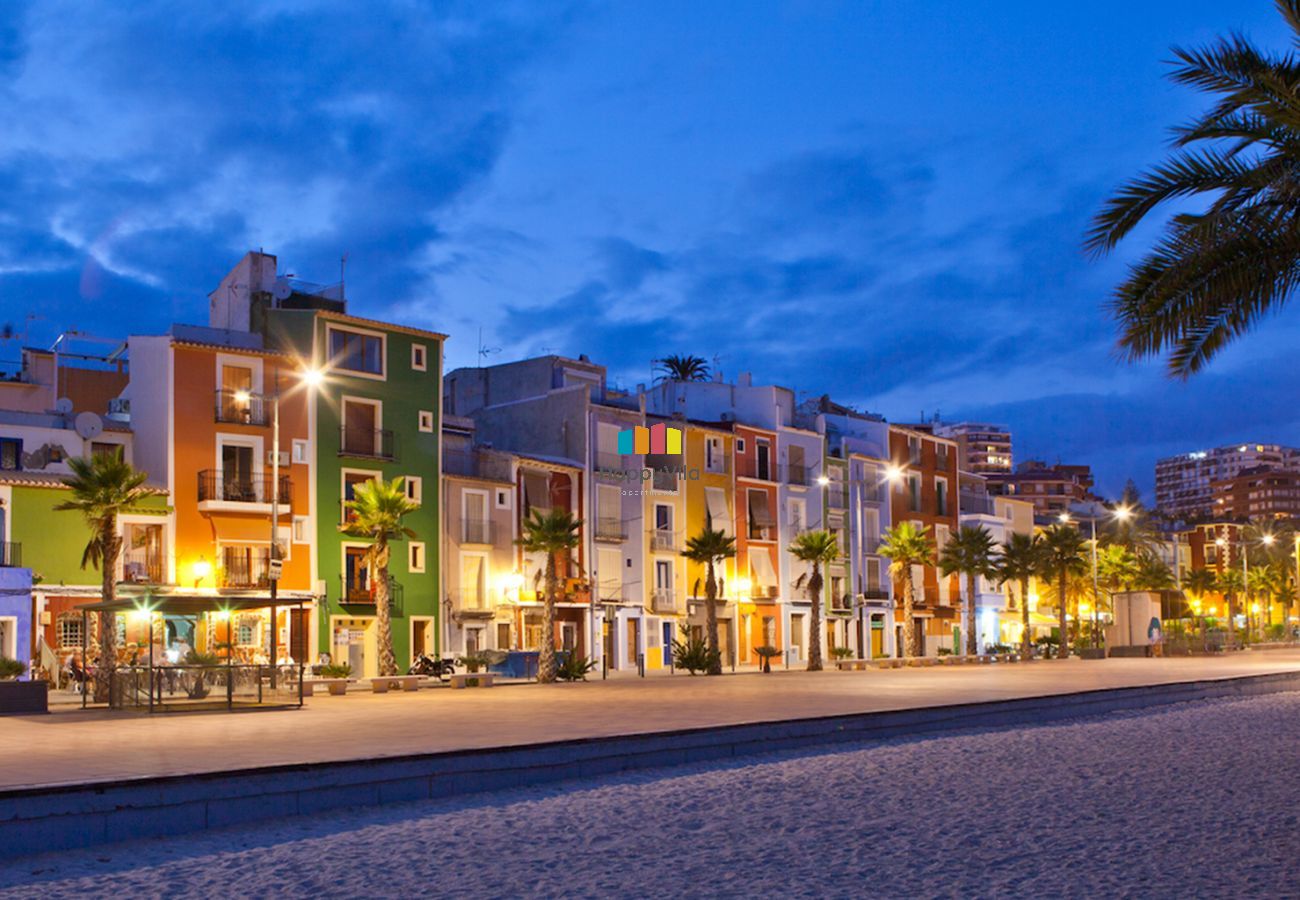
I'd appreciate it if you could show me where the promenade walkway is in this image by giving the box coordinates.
[5,651,1300,791]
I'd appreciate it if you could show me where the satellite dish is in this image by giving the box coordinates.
[272,277,293,302]
[74,411,104,440]
[54,397,73,414]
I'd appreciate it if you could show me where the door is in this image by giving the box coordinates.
[662,621,673,666]
[756,441,771,480]
[871,621,884,658]
[603,618,614,668]
[343,400,378,455]
[412,619,428,658]
[221,365,253,421]
[289,608,308,663]
[222,444,255,500]
[914,618,926,656]
[626,618,640,668]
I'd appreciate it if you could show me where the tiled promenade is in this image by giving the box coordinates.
[5,651,1300,791]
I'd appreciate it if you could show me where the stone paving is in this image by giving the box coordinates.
[4,651,1300,791]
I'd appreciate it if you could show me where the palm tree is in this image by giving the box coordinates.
[1086,0,1300,377]
[55,453,149,703]
[681,527,737,675]
[1097,544,1140,595]
[516,508,582,683]
[789,530,840,671]
[939,525,998,657]
[1184,567,1218,639]
[1039,524,1088,659]
[998,533,1042,660]
[1134,555,1176,592]
[1216,567,1244,642]
[879,522,935,659]
[341,477,418,677]
[654,354,710,382]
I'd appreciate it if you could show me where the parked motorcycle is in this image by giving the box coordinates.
[408,653,456,681]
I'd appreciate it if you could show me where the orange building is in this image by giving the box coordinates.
[888,425,961,655]
[734,422,781,665]
[127,325,317,663]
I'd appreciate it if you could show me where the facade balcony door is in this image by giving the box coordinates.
[222,444,257,502]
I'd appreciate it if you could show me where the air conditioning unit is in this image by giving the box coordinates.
[267,450,290,466]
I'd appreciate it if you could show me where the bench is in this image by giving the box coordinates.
[302,678,350,697]
[370,675,422,693]
[448,672,496,689]
[834,659,870,671]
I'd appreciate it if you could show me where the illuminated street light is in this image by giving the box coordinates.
[816,475,830,486]
[300,366,324,388]
[884,464,904,483]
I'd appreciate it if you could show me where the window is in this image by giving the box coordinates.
[937,444,950,471]
[92,442,123,461]
[409,542,426,573]
[292,516,309,544]
[418,411,434,433]
[329,326,384,377]
[788,497,806,531]
[495,488,510,509]
[935,478,948,517]
[756,440,772,480]
[57,614,83,649]
[705,436,725,473]
[405,476,423,505]
[655,559,673,590]
[342,471,379,523]
[908,474,922,512]
[292,439,309,464]
[0,438,20,471]
[411,344,427,371]
[908,436,921,465]
[236,616,260,646]
[736,438,745,454]
[461,554,486,608]
[705,486,732,536]
[344,546,371,600]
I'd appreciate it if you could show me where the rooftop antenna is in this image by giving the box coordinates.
[476,327,501,366]
[340,253,348,300]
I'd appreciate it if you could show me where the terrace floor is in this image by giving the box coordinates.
[5,650,1300,791]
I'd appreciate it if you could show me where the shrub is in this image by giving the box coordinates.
[557,654,597,681]
[1266,623,1287,641]
[831,646,856,660]
[673,633,720,675]
[320,663,353,679]
[0,657,26,680]
[459,654,491,673]
[937,647,952,657]
[184,651,221,666]
[754,644,780,672]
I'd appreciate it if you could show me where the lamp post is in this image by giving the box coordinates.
[1059,504,1131,650]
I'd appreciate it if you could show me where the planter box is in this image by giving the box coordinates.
[1078,647,1106,660]
[0,680,48,715]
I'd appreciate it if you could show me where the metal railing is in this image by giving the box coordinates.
[121,546,164,585]
[594,450,624,471]
[461,518,495,544]
[650,529,680,552]
[198,470,292,506]
[339,426,395,460]
[748,523,776,541]
[338,575,403,615]
[218,551,273,589]
[651,469,679,492]
[595,517,627,541]
[827,489,847,509]
[783,463,810,486]
[959,491,997,515]
[102,664,304,711]
[0,542,19,567]
[703,455,730,475]
[449,587,491,611]
[214,389,270,426]
[650,589,679,613]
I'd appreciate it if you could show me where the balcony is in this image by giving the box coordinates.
[747,523,776,541]
[198,471,292,507]
[594,517,627,542]
[594,450,624,471]
[650,529,680,552]
[218,551,273,589]
[783,463,810,486]
[461,518,495,544]
[827,489,847,509]
[450,587,493,615]
[703,456,730,475]
[651,469,679,492]
[121,546,164,585]
[0,542,20,567]
[339,426,395,461]
[959,491,997,516]
[214,389,270,426]
[338,574,403,615]
[650,589,679,613]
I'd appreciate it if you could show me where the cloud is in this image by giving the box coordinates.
[0,1,576,336]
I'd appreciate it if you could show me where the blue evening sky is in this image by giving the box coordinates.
[1,1,1298,498]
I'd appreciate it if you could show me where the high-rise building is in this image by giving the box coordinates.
[930,421,1013,475]
[1155,443,1300,520]
[1210,466,1300,521]
[984,460,1096,518]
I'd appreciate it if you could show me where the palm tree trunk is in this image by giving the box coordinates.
[704,559,722,675]
[538,554,559,682]
[965,572,978,657]
[373,544,398,677]
[95,527,120,705]
[807,564,823,672]
[1057,568,1070,660]
[1020,577,1031,660]
[1227,593,1236,644]
[902,575,918,659]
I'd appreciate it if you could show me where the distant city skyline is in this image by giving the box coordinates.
[4,2,1300,499]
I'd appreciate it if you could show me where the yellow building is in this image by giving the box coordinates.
[681,421,738,665]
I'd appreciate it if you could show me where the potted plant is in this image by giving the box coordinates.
[754,645,780,673]
[0,657,47,715]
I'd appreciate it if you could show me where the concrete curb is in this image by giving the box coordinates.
[3,669,1297,859]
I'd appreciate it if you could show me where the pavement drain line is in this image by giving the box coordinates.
[2,669,1298,859]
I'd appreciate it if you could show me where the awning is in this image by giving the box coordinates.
[523,471,550,514]
[748,491,774,527]
[750,550,778,589]
[705,486,732,535]
[76,594,309,615]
